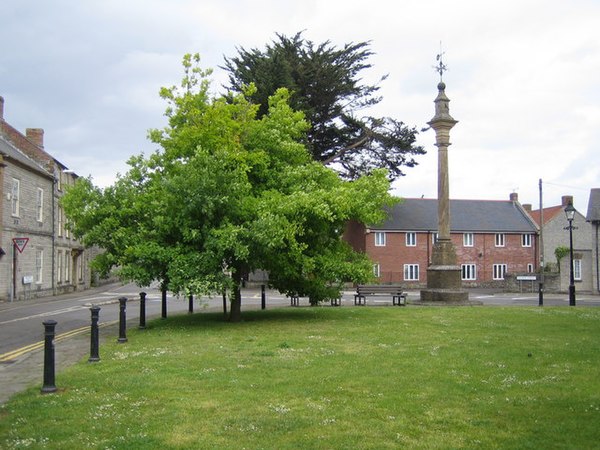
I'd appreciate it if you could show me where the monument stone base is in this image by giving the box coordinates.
[419,240,470,304]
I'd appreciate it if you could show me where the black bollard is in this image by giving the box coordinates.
[89,306,101,362]
[188,294,194,314]
[139,292,147,329]
[41,320,57,393]
[161,287,167,319]
[261,284,266,310]
[222,290,227,316]
[117,297,128,343]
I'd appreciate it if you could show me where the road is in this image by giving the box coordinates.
[1,283,178,358]
[466,289,600,307]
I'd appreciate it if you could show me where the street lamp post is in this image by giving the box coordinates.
[564,202,577,306]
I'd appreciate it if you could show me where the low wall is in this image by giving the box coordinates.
[504,272,561,293]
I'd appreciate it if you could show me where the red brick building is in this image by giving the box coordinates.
[345,195,539,288]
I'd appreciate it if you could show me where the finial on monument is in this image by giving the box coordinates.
[434,41,447,85]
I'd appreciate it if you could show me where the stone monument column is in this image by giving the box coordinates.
[420,75,469,303]
[431,82,455,244]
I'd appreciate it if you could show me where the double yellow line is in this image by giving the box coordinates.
[0,321,117,363]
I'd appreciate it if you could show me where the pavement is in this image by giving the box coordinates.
[1,284,598,406]
[0,283,126,406]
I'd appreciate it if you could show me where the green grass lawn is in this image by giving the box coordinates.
[1,306,600,449]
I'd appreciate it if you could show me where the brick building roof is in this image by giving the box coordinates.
[0,95,67,171]
[371,198,538,233]
[0,135,53,178]
[528,206,565,227]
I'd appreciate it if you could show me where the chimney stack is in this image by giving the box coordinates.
[562,195,574,207]
[509,192,519,202]
[0,96,4,121]
[26,128,44,148]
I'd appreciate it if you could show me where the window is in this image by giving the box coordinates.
[374,232,386,247]
[57,251,63,283]
[65,252,71,283]
[11,178,20,216]
[463,233,474,247]
[58,207,63,237]
[36,188,44,222]
[432,232,438,244]
[521,234,532,247]
[527,263,534,273]
[493,264,507,280]
[406,232,417,247]
[404,264,419,281]
[78,255,84,281]
[461,264,477,280]
[373,263,380,278]
[35,249,43,284]
[574,259,582,281]
[495,233,505,247]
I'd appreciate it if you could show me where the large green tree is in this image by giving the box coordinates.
[64,54,395,321]
[222,32,426,181]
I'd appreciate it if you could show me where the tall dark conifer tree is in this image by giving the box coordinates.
[223,32,426,180]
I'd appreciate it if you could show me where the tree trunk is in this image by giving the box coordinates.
[229,274,242,322]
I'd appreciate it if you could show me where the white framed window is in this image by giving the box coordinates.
[521,234,532,247]
[493,264,507,280]
[527,263,534,273]
[403,264,419,281]
[374,232,386,247]
[11,178,20,216]
[78,255,84,281]
[495,233,505,247]
[65,252,71,282]
[574,259,582,281]
[35,249,43,284]
[36,188,44,222]
[432,232,438,244]
[57,251,63,283]
[406,232,417,247]
[58,207,63,237]
[463,233,474,247]
[461,264,477,281]
[373,263,380,278]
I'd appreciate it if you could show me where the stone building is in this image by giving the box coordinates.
[530,195,595,293]
[0,96,91,301]
[586,188,600,293]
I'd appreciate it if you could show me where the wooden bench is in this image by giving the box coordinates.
[354,284,407,306]
[289,295,342,306]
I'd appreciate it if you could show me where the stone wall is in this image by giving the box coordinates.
[504,272,561,293]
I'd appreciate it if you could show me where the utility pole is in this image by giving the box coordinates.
[538,179,544,306]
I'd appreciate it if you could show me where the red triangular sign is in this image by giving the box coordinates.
[13,237,29,253]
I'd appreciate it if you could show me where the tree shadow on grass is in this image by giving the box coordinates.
[145,306,358,332]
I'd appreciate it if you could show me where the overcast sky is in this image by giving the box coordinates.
[1,0,598,213]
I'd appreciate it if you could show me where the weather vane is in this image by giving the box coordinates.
[434,41,447,81]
